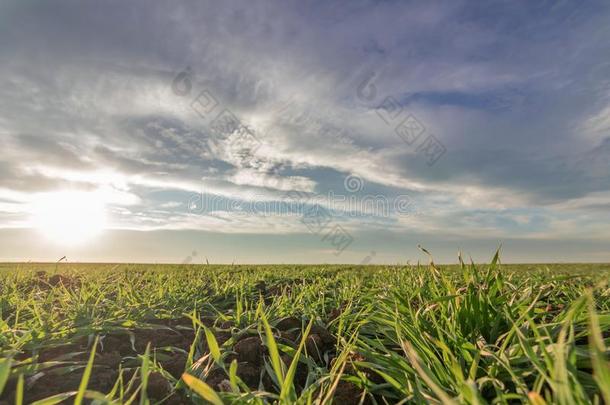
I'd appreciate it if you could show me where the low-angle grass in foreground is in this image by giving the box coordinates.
[1,251,610,404]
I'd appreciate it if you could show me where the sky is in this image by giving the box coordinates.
[0,0,609,264]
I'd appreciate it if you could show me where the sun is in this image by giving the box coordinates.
[31,191,107,246]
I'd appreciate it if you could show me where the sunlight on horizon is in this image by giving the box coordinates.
[30,191,107,246]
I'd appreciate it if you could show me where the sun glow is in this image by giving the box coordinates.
[31,191,107,246]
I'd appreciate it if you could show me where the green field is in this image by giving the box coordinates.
[1,254,610,404]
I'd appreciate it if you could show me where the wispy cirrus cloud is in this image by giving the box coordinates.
[1,0,610,262]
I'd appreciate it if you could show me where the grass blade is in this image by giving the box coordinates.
[31,392,77,405]
[0,357,11,395]
[587,293,610,403]
[182,373,224,405]
[204,326,221,363]
[280,319,313,401]
[139,343,151,405]
[15,373,24,405]
[74,336,99,405]
[260,309,284,386]
[403,340,457,405]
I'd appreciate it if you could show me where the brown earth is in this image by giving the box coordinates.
[1,316,340,403]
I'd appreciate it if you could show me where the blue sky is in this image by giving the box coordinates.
[0,0,609,263]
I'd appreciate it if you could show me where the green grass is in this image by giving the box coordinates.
[0,253,609,404]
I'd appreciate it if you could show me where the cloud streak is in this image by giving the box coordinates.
[1,0,609,261]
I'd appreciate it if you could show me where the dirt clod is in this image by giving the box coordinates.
[97,350,122,367]
[234,336,264,365]
[147,372,172,400]
[236,362,260,387]
[47,274,81,288]
[311,325,335,349]
[162,352,188,378]
[334,380,371,405]
[276,316,301,331]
